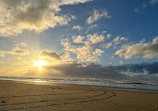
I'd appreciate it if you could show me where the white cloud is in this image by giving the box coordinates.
[101,43,113,49]
[134,3,147,13]
[0,0,91,37]
[86,33,104,44]
[113,36,128,45]
[106,34,112,39]
[149,0,158,5]
[0,43,29,56]
[120,37,128,41]
[76,45,95,62]
[14,43,27,48]
[61,51,74,62]
[61,39,77,53]
[113,36,120,42]
[98,35,127,50]
[93,49,104,56]
[61,0,92,5]
[73,35,84,43]
[86,24,98,33]
[61,33,105,63]
[86,10,111,24]
[8,47,29,56]
[102,31,107,34]
[115,37,158,59]
[134,8,141,13]
[0,51,5,57]
[134,0,157,13]
[72,25,82,31]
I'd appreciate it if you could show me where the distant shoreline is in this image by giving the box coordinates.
[0,78,158,93]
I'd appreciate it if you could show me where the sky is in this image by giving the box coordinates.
[0,0,158,80]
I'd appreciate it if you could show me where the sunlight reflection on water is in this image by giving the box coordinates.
[33,79,43,83]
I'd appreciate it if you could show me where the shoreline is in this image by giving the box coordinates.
[0,79,158,111]
[0,78,158,93]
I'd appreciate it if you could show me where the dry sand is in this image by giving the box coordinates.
[0,80,158,111]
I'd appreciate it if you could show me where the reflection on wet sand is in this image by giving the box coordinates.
[0,80,158,111]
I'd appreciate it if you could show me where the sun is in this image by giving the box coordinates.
[34,60,47,69]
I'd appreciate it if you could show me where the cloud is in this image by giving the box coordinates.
[61,33,105,62]
[61,39,78,53]
[47,63,125,79]
[101,43,113,49]
[86,10,111,24]
[134,2,147,13]
[0,51,5,57]
[73,35,84,43]
[90,34,127,50]
[134,8,141,13]
[120,37,128,41]
[86,24,98,33]
[113,36,128,45]
[149,0,158,5]
[115,37,158,59]
[117,62,158,75]
[61,51,74,62]
[72,25,82,31]
[134,0,158,13]
[119,61,124,65]
[93,49,104,56]
[8,48,29,55]
[61,0,92,5]
[15,43,27,47]
[40,50,61,60]
[113,36,127,42]
[0,43,29,56]
[76,45,96,62]
[106,34,112,39]
[0,0,91,37]
[86,33,104,44]
[46,62,158,81]
[113,36,120,42]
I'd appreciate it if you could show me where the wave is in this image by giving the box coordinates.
[0,76,158,93]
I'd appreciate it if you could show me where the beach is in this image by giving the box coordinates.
[0,80,158,111]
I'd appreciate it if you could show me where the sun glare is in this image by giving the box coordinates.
[34,60,47,69]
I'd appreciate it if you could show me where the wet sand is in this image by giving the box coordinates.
[0,80,158,111]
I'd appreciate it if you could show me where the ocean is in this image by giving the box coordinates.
[0,76,158,93]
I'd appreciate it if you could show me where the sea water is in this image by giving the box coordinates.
[0,76,158,93]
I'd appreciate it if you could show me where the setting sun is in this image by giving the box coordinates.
[34,60,47,69]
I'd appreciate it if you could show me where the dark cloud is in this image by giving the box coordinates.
[11,49,29,55]
[40,50,61,60]
[45,62,158,81]
[116,62,158,74]
[47,63,127,79]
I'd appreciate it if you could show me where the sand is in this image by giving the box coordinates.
[0,80,158,111]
